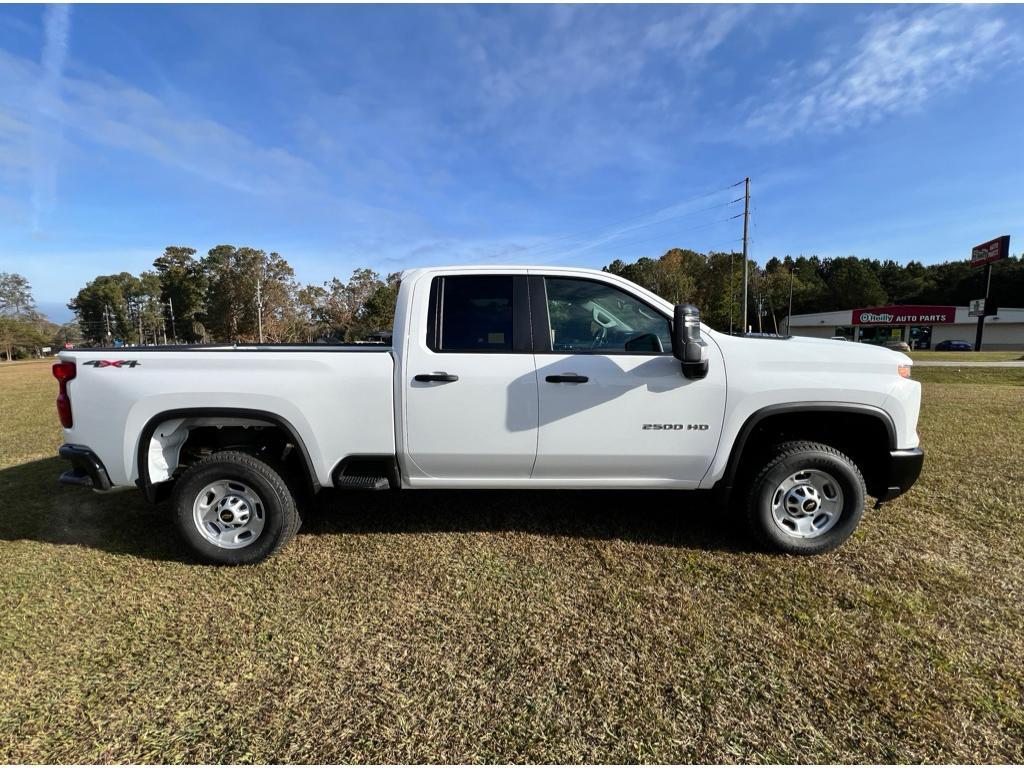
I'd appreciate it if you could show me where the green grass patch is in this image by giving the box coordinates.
[1,361,1023,762]
[909,350,1023,362]
[912,367,1024,386]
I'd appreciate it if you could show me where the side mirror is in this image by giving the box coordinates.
[623,332,664,353]
[672,304,709,380]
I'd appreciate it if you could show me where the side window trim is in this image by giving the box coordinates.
[425,274,532,354]
[532,275,673,356]
[528,275,552,353]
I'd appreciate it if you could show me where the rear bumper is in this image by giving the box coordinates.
[58,444,112,491]
[875,447,924,503]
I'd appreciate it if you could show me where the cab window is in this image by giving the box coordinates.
[543,277,671,354]
[427,275,517,352]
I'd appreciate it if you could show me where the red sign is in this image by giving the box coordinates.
[971,235,1010,267]
[851,305,956,325]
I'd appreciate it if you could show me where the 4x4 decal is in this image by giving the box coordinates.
[83,360,141,368]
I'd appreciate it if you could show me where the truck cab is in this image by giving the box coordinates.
[395,267,726,487]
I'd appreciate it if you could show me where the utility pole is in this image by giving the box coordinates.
[103,304,111,343]
[755,275,764,333]
[787,267,794,335]
[167,297,177,344]
[138,310,144,347]
[741,177,751,334]
[974,262,993,351]
[256,277,265,344]
[728,251,734,335]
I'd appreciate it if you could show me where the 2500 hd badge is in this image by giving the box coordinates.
[643,423,709,430]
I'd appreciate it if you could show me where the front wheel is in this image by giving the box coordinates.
[171,451,301,565]
[745,441,867,555]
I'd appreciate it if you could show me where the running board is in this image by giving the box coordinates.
[334,475,390,491]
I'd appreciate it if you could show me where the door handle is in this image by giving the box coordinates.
[545,374,589,384]
[414,372,459,383]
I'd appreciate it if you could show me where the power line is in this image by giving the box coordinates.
[542,211,746,264]
[494,180,745,262]
[507,200,743,265]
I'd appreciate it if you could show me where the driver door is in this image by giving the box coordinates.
[530,274,726,486]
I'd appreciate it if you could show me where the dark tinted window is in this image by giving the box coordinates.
[432,276,514,352]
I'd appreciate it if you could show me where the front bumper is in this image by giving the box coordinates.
[58,444,112,491]
[875,447,924,503]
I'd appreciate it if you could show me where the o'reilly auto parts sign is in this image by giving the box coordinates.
[852,305,956,325]
[971,235,1010,268]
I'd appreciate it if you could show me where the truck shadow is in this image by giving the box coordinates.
[0,457,751,563]
[304,488,748,553]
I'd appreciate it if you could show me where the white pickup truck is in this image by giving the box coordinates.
[54,265,923,564]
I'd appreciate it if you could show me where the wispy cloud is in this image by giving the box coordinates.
[30,3,70,232]
[63,70,321,195]
[0,31,321,207]
[746,6,1019,140]
[644,5,751,62]
[451,6,752,179]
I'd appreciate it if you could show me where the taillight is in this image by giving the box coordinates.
[52,361,76,428]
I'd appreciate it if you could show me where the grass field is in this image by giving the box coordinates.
[1,360,1022,762]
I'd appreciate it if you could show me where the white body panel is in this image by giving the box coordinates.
[396,265,539,483]
[59,348,396,487]
[531,350,725,487]
[59,264,922,494]
[402,352,539,479]
[697,330,919,489]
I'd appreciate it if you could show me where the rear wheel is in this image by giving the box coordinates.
[172,451,300,565]
[745,441,866,555]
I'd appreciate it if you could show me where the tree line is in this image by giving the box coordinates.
[605,249,1024,334]
[66,246,400,347]
[2,243,1021,359]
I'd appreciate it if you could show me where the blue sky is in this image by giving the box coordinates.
[0,4,1021,322]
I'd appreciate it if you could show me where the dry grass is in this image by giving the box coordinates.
[1,359,1022,762]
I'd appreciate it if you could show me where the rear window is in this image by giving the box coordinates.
[428,275,514,352]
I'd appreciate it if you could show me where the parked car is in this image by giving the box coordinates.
[934,340,973,352]
[53,265,924,564]
[884,340,912,353]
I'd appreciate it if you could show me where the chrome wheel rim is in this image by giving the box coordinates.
[192,480,266,549]
[770,469,844,539]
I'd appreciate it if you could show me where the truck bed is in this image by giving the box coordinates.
[58,346,397,488]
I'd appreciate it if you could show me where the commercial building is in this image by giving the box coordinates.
[784,304,1024,350]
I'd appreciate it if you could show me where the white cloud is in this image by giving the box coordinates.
[644,5,751,62]
[449,6,751,179]
[30,4,70,231]
[746,6,1020,139]
[0,43,321,208]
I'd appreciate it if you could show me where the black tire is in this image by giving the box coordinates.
[171,450,301,565]
[745,441,866,555]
